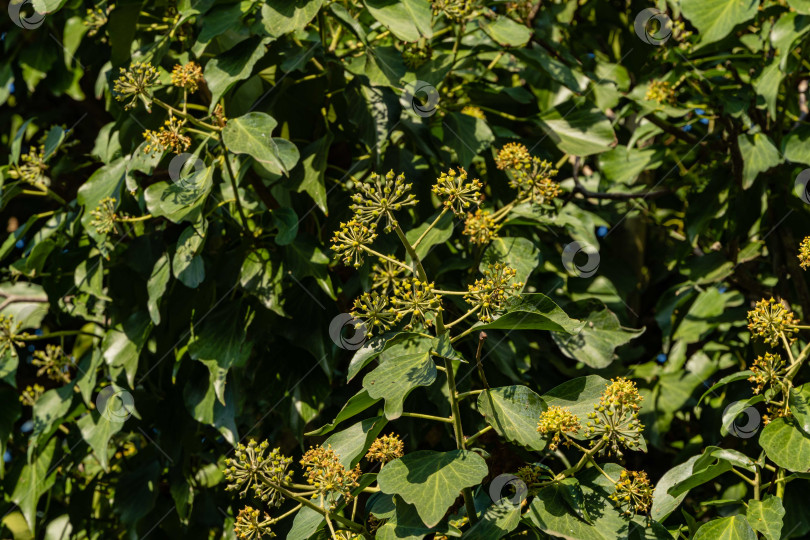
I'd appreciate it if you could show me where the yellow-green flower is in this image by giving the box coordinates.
[331,220,378,268]
[19,384,45,407]
[143,115,191,155]
[799,237,810,270]
[171,62,204,93]
[645,80,676,105]
[223,440,293,507]
[113,61,160,111]
[464,263,522,322]
[0,315,24,358]
[300,444,361,505]
[537,406,580,450]
[89,197,119,235]
[350,171,417,232]
[370,258,409,292]
[351,292,402,336]
[510,157,561,205]
[402,42,432,69]
[366,434,404,464]
[32,344,76,383]
[495,142,531,171]
[234,506,274,539]
[585,378,645,457]
[461,106,485,120]
[392,278,443,330]
[463,209,498,246]
[432,167,483,216]
[748,352,785,395]
[747,297,799,347]
[610,470,654,516]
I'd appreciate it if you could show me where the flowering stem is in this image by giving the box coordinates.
[456,389,483,401]
[22,330,102,341]
[731,468,755,486]
[465,425,492,445]
[445,305,480,329]
[261,479,365,534]
[270,503,303,524]
[152,97,221,131]
[779,332,796,364]
[412,208,449,250]
[400,412,453,423]
[449,325,477,344]
[443,357,478,523]
[432,289,467,295]
[490,200,517,223]
[360,247,413,272]
[118,214,153,223]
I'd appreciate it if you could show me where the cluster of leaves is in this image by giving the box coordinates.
[3,0,810,538]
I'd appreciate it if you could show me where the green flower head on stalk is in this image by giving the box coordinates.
[748,352,786,395]
[432,0,479,20]
[510,157,561,205]
[331,219,378,268]
[350,170,417,232]
[402,41,432,69]
[234,506,274,539]
[461,106,486,120]
[464,263,523,323]
[89,197,119,235]
[537,406,580,451]
[171,61,204,93]
[143,115,191,155]
[747,297,799,347]
[350,292,402,337]
[516,463,554,493]
[370,257,409,292]
[432,167,483,216]
[799,236,810,270]
[0,315,24,358]
[392,278,443,330]
[495,142,532,171]
[609,470,654,517]
[463,208,498,246]
[366,434,404,465]
[17,145,49,187]
[19,384,45,407]
[586,378,645,457]
[32,344,76,383]
[113,61,161,111]
[300,445,361,506]
[223,440,293,508]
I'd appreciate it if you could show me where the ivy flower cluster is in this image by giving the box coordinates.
[349,170,417,232]
[16,146,49,186]
[223,440,293,507]
[463,209,498,246]
[300,445,361,506]
[171,62,204,93]
[799,236,810,270]
[748,352,786,395]
[516,463,553,493]
[432,167,483,216]
[143,115,191,155]
[402,42,432,69]
[461,106,485,120]
[0,315,24,358]
[234,506,274,539]
[431,0,479,20]
[350,292,402,337]
[645,80,676,105]
[585,378,645,457]
[391,278,443,330]
[19,384,45,406]
[366,434,404,464]
[331,220,378,268]
[610,470,654,517]
[536,406,580,451]
[89,197,119,235]
[370,258,409,292]
[495,143,561,205]
[32,344,75,383]
[113,61,160,111]
[747,297,799,347]
[464,263,523,322]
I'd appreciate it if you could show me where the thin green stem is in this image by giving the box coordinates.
[457,389,483,401]
[445,306,480,329]
[22,330,103,341]
[219,143,251,233]
[412,208,449,250]
[152,98,221,131]
[731,468,755,486]
[465,425,492,445]
[360,247,413,272]
[262,480,365,533]
[400,412,453,423]
[444,357,478,523]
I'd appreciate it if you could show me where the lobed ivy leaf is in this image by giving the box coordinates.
[746,495,785,540]
[477,385,547,451]
[377,449,489,527]
[475,294,584,335]
[759,418,810,472]
[692,515,756,540]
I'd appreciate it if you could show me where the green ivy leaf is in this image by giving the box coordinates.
[552,300,644,369]
[77,411,124,471]
[681,0,759,47]
[364,0,432,42]
[480,16,532,47]
[362,335,436,419]
[477,385,547,451]
[146,253,170,325]
[11,437,58,533]
[746,495,785,540]
[760,418,810,472]
[204,37,270,107]
[541,374,608,439]
[789,383,810,434]
[260,0,326,38]
[738,133,782,190]
[306,389,381,436]
[377,449,489,527]
[693,515,756,540]
[538,106,616,156]
[222,112,300,176]
[324,416,387,469]
[476,294,584,334]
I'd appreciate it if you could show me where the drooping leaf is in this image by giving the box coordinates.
[477,385,547,451]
